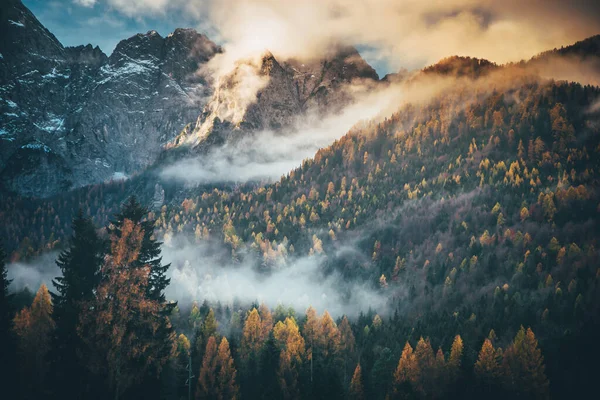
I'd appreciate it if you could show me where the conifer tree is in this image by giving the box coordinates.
[50,211,104,398]
[503,327,549,398]
[393,341,419,399]
[79,219,175,400]
[349,364,364,400]
[0,245,15,390]
[0,245,13,344]
[109,196,171,302]
[414,337,435,396]
[274,317,305,399]
[241,308,263,362]
[197,336,218,400]
[475,338,501,382]
[339,316,356,384]
[216,337,239,400]
[448,335,464,383]
[259,302,274,341]
[13,284,55,398]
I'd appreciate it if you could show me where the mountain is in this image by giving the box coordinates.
[171,46,380,151]
[0,0,381,198]
[0,0,220,197]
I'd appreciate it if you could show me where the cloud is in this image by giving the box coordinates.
[103,0,600,72]
[159,77,419,185]
[73,0,97,7]
[162,236,389,317]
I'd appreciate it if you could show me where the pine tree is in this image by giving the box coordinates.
[13,284,55,398]
[448,334,463,383]
[109,198,176,397]
[0,245,15,390]
[50,211,104,398]
[259,302,273,341]
[109,196,171,302]
[197,336,218,400]
[79,219,175,400]
[414,337,435,396]
[0,245,12,334]
[393,341,419,399]
[303,306,321,384]
[339,316,356,385]
[503,327,549,399]
[216,337,239,400]
[241,308,263,362]
[475,338,501,382]
[349,364,364,400]
[274,317,305,399]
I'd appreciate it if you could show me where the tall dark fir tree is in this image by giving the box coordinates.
[51,210,105,399]
[0,244,16,391]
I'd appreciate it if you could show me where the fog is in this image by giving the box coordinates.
[162,236,389,317]
[159,74,453,185]
[7,252,60,293]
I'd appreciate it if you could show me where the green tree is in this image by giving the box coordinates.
[50,211,104,398]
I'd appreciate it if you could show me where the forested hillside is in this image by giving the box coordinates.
[2,61,600,399]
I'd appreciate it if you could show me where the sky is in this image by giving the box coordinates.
[22,0,600,78]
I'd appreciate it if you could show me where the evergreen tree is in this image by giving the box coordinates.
[0,245,16,391]
[339,316,356,385]
[349,364,364,400]
[50,211,104,398]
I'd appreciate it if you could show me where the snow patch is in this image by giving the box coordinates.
[34,116,66,133]
[22,143,52,153]
[111,172,129,181]
[42,68,70,80]
[9,20,25,28]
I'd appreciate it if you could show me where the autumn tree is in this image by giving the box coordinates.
[108,198,176,397]
[474,338,503,396]
[216,337,239,400]
[108,197,171,302]
[13,284,55,398]
[79,219,175,400]
[274,317,305,399]
[50,210,104,398]
[448,335,464,384]
[197,336,218,400]
[241,308,263,362]
[503,327,549,399]
[349,364,364,400]
[393,341,419,399]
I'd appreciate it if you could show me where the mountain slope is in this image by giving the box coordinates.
[0,0,220,197]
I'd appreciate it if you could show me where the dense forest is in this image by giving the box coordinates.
[2,61,600,399]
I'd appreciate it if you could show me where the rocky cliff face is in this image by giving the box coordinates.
[0,0,219,197]
[173,47,380,150]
